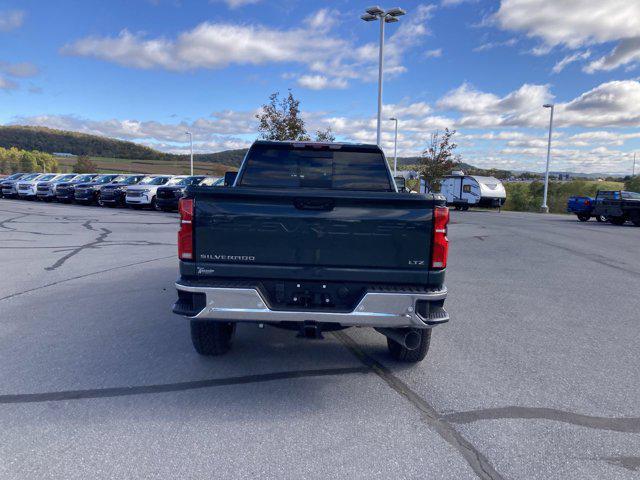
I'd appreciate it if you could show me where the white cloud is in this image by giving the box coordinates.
[0,75,18,90]
[0,9,24,32]
[424,48,442,58]
[62,25,344,71]
[559,80,640,127]
[473,38,517,52]
[584,37,640,73]
[296,75,347,90]
[11,111,259,144]
[304,8,340,32]
[437,82,552,128]
[441,0,476,6]
[493,0,640,49]
[0,61,39,78]
[552,50,591,74]
[211,0,261,9]
[493,1,640,73]
[63,5,435,90]
[437,80,640,129]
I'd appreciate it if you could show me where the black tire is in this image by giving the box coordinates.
[577,214,590,222]
[190,320,236,356]
[461,205,470,211]
[610,216,627,226]
[632,218,640,227]
[386,328,431,363]
[596,215,606,222]
[150,196,157,210]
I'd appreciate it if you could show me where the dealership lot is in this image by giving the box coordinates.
[1,200,639,480]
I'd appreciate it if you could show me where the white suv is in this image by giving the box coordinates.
[17,173,59,199]
[125,175,185,209]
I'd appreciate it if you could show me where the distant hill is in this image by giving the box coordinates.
[191,149,247,167]
[396,157,514,179]
[0,125,170,160]
[0,125,250,170]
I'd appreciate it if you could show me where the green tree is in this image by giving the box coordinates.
[73,155,98,173]
[19,151,37,172]
[315,127,335,142]
[417,128,460,191]
[625,176,640,192]
[256,91,310,141]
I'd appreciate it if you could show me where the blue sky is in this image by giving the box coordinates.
[2,0,640,174]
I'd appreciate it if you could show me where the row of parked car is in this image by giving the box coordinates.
[0,172,222,211]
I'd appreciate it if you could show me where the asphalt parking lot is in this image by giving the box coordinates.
[1,199,639,480]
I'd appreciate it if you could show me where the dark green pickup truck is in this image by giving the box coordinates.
[593,190,640,226]
[173,141,450,363]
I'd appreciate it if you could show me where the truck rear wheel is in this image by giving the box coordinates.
[577,214,590,222]
[387,328,431,363]
[610,216,627,226]
[190,320,236,356]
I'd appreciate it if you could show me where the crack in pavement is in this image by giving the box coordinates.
[0,255,174,302]
[0,367,370,404]
[0,214,28,232]
[0,241,175,250]
[333,331,505,480]
[45,227,112,271]
[443,406,640,434]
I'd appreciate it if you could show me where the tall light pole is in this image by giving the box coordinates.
[541,104,554,213]
[185,131,193,176]
[633,153,636,177]
[361,6,406,147]
[389,117,398,175]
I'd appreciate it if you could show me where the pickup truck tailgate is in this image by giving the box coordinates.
[192,187,437,271]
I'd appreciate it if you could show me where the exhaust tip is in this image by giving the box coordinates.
[375,327,422,351]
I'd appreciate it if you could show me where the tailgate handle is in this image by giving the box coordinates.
[294,198,335,211]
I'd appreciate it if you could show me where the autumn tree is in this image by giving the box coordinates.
[73,155,98,173]
[256,90,337,143]
[256,91,310,141]
[418,128,461,191]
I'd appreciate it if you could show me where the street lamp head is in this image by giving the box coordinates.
[385,16,399,23]
[389,117,397,121]
[543,104,554,108]
[365,5,384,15]
[361,13,377,21]
[386,7,406,16]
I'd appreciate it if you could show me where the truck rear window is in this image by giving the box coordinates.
[239,144,392,191]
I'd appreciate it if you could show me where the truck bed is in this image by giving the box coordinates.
[181,186,446,289]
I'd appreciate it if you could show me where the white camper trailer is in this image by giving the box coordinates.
[437,171,507,210]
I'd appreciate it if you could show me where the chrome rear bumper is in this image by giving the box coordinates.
[174,283,449,329]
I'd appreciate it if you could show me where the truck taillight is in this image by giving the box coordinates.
[432,206,449,269]
[178,198,194,260]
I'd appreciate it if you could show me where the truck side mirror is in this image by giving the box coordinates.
[224,171,237,187]
[394,176,407,193]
